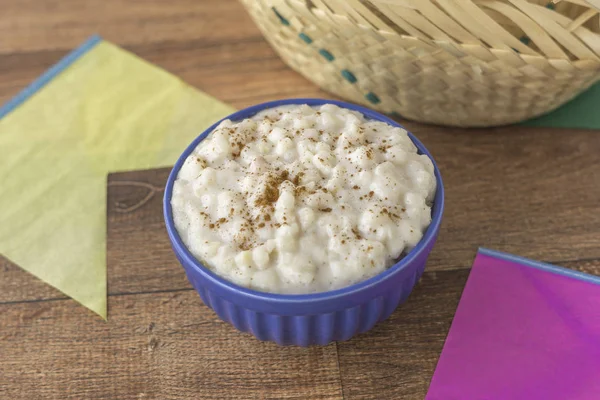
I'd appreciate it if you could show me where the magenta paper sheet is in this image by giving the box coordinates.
[426,248,600,400]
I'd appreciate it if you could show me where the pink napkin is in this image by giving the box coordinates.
[427,248,600,400]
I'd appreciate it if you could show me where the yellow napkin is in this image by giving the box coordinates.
[0,36,234,318]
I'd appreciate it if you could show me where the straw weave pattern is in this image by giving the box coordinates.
[241,0,600,127]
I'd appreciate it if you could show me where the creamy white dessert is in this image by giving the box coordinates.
[171,104,436,294]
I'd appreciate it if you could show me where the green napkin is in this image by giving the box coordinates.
[521,83,600,129]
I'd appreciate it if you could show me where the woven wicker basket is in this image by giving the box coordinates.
[240,0,600,127]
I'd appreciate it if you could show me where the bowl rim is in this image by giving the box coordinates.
[164,98,444,305]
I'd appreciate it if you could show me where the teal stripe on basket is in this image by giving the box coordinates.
[298,33,313,44]
[270,7,385,107]
[546,2,556,9]
[319,49,335,61]
[365,92,380,104]
[341,69,357,83]
[272,7,290,26]
[520,36,530,45]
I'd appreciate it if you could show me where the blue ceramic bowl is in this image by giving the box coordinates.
[164,98,444,346]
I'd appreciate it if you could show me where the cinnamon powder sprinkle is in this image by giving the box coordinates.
[292,172,304,186]
[254,172,287,207]
[172,105,437,293]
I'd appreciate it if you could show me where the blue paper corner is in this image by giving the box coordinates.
[0,35,103,120]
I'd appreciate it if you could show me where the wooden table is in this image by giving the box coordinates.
[1,1,599,399]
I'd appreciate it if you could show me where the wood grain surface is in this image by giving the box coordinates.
[1,0,600,398]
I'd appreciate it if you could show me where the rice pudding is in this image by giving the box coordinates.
[171,104,436,293]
